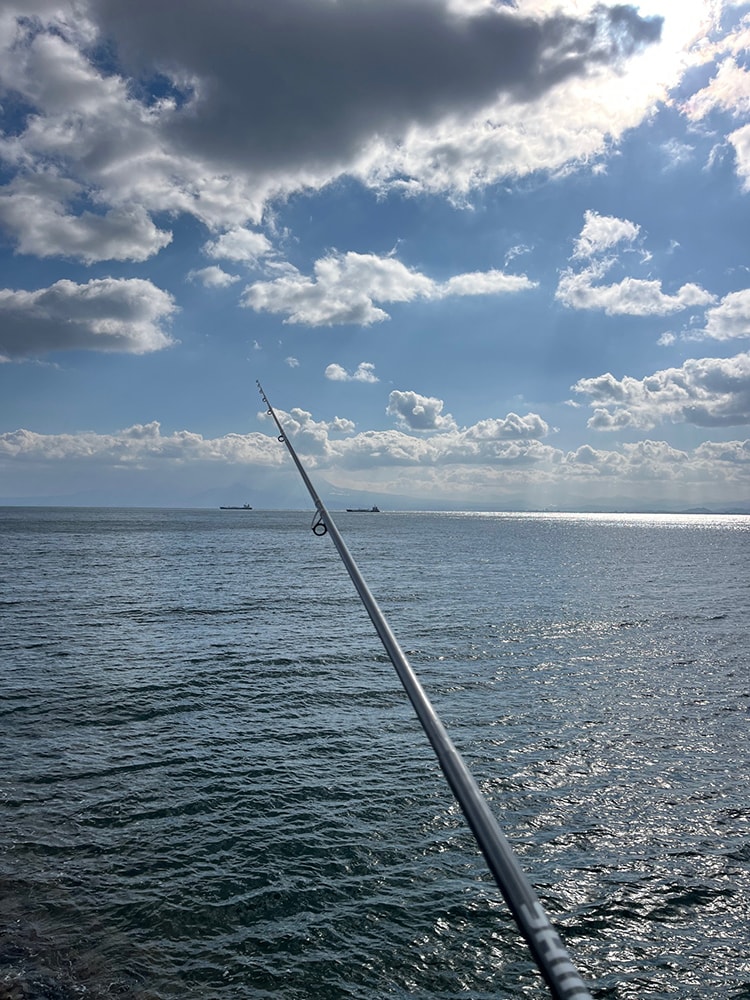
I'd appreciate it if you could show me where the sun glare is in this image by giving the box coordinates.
[615,0,722,101]
[641,0,719,49]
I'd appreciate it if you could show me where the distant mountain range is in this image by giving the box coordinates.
[2,483,749,516]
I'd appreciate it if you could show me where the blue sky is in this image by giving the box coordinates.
[1,0,750,509]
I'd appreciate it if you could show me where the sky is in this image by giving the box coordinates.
[1,0,750,511]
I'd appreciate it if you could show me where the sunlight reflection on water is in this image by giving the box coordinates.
[1,507,748,998]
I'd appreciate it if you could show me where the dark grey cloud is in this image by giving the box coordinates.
[0,278,176,359]
[90,0,662,173]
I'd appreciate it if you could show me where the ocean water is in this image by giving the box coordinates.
[1,506,748,1000]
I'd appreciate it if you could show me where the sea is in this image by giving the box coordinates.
[1,506,748,1000]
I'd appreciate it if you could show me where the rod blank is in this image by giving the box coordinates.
[258,381,593,1000]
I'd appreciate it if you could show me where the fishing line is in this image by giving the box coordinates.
[258,381,593,1000]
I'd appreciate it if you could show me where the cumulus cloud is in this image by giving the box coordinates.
[558,212,715,316]
[572,352,750,429]
[0,415,557,484]
[7,411,749,502]
[0,1,664,261]
[554,435,750,494]
[463,413,550,440]
[694,438,750,466]
[243,253,432,326]
[0,422,283,467]
[242,251,535,326]
[728,123,750,190]
[572,210,640,258]
[325,362,379,383]
[330,416,357,434]
[0,7,268,258]
[0,278,177,359]
[387,390,458,432]
[3,397,749,502]
[203,227,272,264]
[565,438,689,476]
[263,394,553,472]
[0,23,184,261]
[381,390,550,448]
[0,174,172,263]
[325,427,561,475]
[557,268,716,315]
[683,57,750,121]
[259,406,354,455]
[187,265,240,288]
[692,289,750,341]
[677,16,750,190]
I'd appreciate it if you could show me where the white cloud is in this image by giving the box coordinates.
[187,265,240,288]
[694,289,750,340]
[694,438,750,466]
[683,57,750,121]
[258,406,353,455]
[203,227,272,264]
[330,416,357,434]
[440,269,535,296]
[325,364,352,382]
[242,251,535,326]
[677,15,750,189]
[691,9,750,64]
[463,413,550,440]
[557,269,716,315]
[660,138,694,170]
[572,210,640,259]
[286,399,553,470]
[0,422,283,467]
[6,415,749,503]
[504,244,531,265]
[0,173,172,263]
[0,278,177,359]
[0,416,557,481]
[565,438,689,476]
[386,390,458,432]
[573,352,750,429]
[325,362,379,383]
[728,122,750,190]
[559,213,715,315]
[285,356,300,368]
[243,255,422,326]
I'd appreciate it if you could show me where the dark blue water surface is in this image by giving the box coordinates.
[1,508,748,999]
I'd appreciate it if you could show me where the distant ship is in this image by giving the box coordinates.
[346,505,380,512]
[219,503,253,510]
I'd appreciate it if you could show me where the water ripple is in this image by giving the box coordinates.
[2,508,749,999]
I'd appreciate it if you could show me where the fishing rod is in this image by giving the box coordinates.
[257,381,593,1000]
